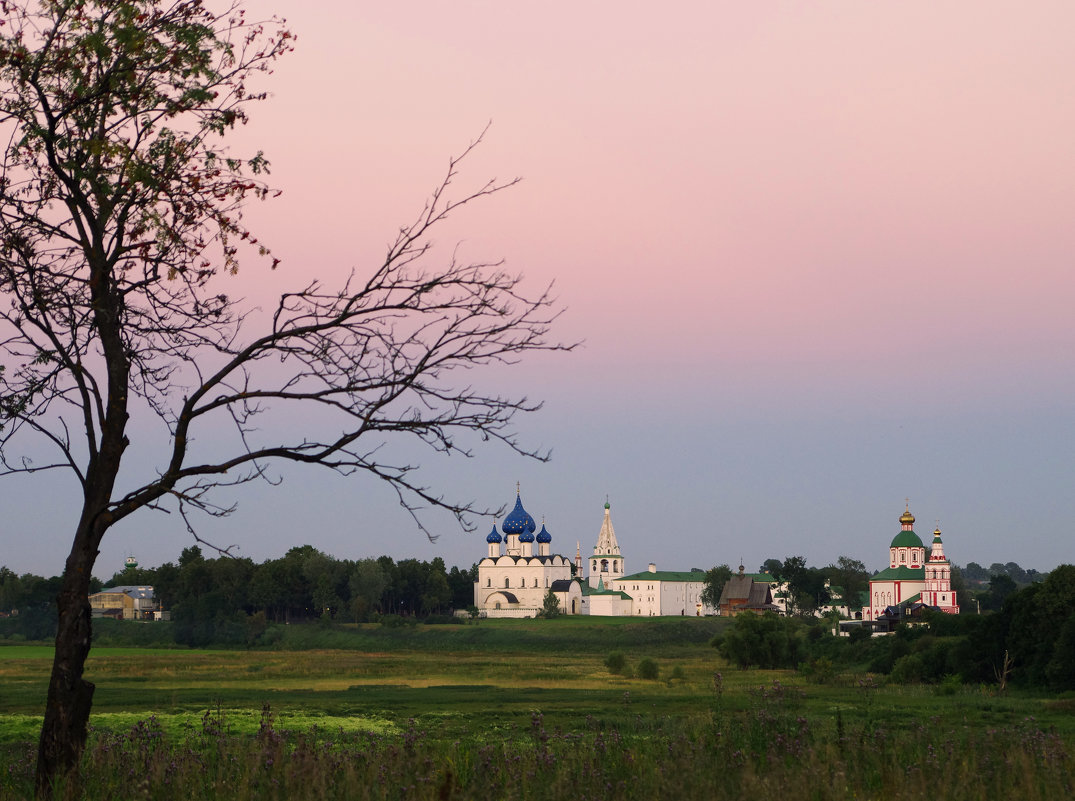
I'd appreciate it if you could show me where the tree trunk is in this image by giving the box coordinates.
[34,523,102,798]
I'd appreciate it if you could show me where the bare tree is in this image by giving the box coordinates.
[0,2,568,793]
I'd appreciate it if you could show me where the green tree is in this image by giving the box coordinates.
[715,612,805,669]
[826,556,869,613]
[446,564,478,611]
[636,658,659,680]
[0,4,564,789]
[349,559,388,622]
[700,564,732,609]
[760,558,783,576]
[539,588,561,618]
[1006,565,1075,689]
[981,573,1018,612]
[421,569,452,616]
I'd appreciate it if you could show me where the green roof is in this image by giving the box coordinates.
[618,570,708,583]
[890,529,925,548]
[870,565,925,582]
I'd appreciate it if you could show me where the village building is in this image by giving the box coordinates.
[88,586,158,620]
[717,567,780,616]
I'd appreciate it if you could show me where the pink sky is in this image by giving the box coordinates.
[7,2,1075,579]
[237,2,1074,399]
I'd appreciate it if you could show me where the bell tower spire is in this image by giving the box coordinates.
[588,499,625,588]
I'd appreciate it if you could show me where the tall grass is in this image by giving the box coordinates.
[2,688,1069,800]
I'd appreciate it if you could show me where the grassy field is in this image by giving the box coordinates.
[2,618,1073,799]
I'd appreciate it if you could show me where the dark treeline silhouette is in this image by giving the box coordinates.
[0,546,478,645]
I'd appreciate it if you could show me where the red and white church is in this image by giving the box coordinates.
[862,506,960,621]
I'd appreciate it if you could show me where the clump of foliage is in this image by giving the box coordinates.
[537,589,561,618]
[636,658,659,680]
[714,612,805,669]
[604,651,627,674]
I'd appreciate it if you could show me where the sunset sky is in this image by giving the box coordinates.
[6,1,1074,580]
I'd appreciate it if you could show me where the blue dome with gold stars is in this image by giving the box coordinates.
[536,523,552,544]
[486,524,502,544]
[502,494,537,536]
[519,529,535,544]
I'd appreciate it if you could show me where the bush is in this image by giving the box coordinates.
[848,625,873,644]
[799,657,836,684]
[889,653,926,684]
[718,612,805,669]
[604,651,627,674]
[636,658,659,680]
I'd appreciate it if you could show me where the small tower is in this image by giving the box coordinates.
[589,500,625,588]
[124,555,138,571]
[486,524,503,558]
[536,519,552,557]
[922,526,960,614]
[519,527,535,558]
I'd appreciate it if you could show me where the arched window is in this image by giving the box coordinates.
[900,552,906,563]
[504,577,510,588]
[592,560,597,572]
[487,578,491,587]
[601,559,609,573]
[613,560,619,572]
[533,578,538,588]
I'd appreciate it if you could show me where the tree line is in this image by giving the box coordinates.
[700,556,875,615]
[711,564,1075,692]
[700,556,1041,617]
[0,546,479,644]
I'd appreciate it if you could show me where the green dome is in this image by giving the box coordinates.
[890,529,924,549]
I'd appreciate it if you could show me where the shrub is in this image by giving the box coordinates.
[718,612,805,669]
[636,658,659,680]
[604,651,627,674]
[890,653,926,684]
[799,657,836,684]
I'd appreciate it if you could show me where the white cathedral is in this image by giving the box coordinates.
[473,490,716,618]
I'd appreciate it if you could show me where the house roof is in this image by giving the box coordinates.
[718,575,774,609]
[95,586,155,599]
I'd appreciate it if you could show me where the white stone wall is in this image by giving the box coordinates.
[612,577,658,616]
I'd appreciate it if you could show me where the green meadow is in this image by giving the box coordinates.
[2,618,1073,799]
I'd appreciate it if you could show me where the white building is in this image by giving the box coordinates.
[474,491,582,616]
[608,564,715,616]
[474,492,717,618]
